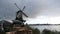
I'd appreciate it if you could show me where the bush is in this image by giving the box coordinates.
[25,24,40,34]
[0,30,6,34]
[42,29,60,34]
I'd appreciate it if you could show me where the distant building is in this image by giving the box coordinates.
[0,20,12,31]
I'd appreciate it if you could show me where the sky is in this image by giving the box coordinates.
[0,0,60,24]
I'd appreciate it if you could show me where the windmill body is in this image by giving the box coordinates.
[14,3,28,22]
[15,10,23,22]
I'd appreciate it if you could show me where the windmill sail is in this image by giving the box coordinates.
[22,6,25,11]
[14,3,28,17]
[14,3,21,10]
[21,11,28,17]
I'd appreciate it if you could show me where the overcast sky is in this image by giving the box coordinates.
[0,0,60,24]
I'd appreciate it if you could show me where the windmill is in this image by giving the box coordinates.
[14,3,28,22]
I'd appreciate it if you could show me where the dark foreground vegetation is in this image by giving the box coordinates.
[0,23,60,34]
[42,29,60,34]
[25,23,40,34]
[0,29,6,34]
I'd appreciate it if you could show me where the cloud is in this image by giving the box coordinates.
[0,0,60,20]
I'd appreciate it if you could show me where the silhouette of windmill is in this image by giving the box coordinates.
[14,3,28,22]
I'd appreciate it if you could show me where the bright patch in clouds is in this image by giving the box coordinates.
[26,16,60,24]
[48,16,60,24]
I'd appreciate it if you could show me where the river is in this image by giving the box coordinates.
[30,25,60,32]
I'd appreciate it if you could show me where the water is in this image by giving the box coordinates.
[30,25,60,32]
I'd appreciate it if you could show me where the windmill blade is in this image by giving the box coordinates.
[14,3,21,10]
[22,6,26,11]
[22,6,28,17]
[21,11,28,17]
[14,3,28,17]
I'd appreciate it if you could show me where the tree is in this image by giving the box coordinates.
[42,29,51,34]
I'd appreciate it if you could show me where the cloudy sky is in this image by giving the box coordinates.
[0,0,60,24]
